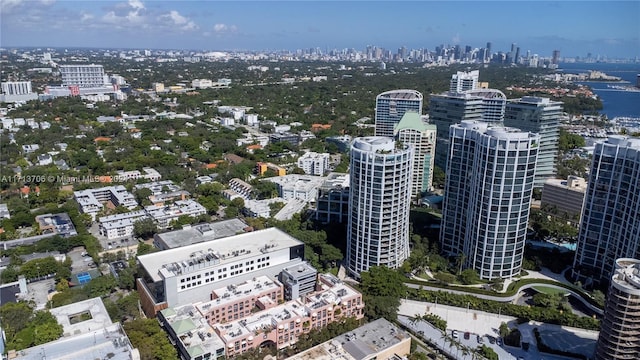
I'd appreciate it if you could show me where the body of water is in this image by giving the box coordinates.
[558,62,640,118]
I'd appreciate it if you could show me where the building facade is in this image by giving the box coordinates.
[504,96,562,188]
[297,152,330,176]
[449,70,479,93]
[540,176,587,226]
[315,173,350,224]
[374,90,423,137]
[59,64,106,88]
[594,258,640,360]
[1,81,32,95]
[394,111,437,196]
[347,137,413,278]
[430,88,506,169]
[440,121,539,280]
[573,136,640,285]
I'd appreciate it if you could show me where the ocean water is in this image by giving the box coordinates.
[558,62,640,118]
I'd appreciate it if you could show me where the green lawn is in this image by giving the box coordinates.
[532,286,569,295]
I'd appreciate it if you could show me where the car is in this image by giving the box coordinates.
[497,337,503,346]
[488,336,496,344]
[452,330,459,339]
[477,335,483,344]
[464,332,470,340]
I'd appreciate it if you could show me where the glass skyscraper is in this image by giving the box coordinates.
[573,136,640,285]
[347,137,413,278]
[374,90,423,137]
[505,96,562,188]
[394,111,437,197]
[440,121,539,280]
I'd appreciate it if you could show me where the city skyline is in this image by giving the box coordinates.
[1,1,638,59]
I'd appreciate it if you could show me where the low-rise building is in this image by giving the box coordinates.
[8,297,139,360]
[74,186,138,221]
[35,213,77,237]
[285,318,410,360]
[256,162,286,177]
[266,175,325,202]
[99,210,148,240]
[297,152,330,176]
[134,180,189,206]
[0,203,10,219]
[115,167,162,182]
[145,200,206,229]
[152,219,249,250]
[228,178,253,200]
[541,176,587,225]
[136,227,305,317]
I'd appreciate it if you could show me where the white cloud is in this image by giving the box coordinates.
[128,0,144,11]
[214,23,237,33]
[159,10,198,31]
[80,12,94,22]
[0,0,25,14]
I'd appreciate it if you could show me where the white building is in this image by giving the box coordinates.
[99,210,149,240]
[244,113,259,126]
[1,81,33,95]
[347,137,413,278]
[74,186,138,221]
[440,121,539,280]
[449,70,479,93]
[297,152,330,176]
[266,174,325,202]
[145,199,206,229]
[394,111,437,196]
[59,64,107,88]
[115,167,162,182]
[136,227,305,316]
[191,79,213,89]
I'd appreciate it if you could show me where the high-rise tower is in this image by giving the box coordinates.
[440,121,539,280]
[504,96,562,188]
[394,112,437,197]
[594,258,640,360]
[347,137,413,278]
[430,88,506,169]
[573,136,640,285]
[60,64,106,88]
[374,90,423,137]
[449,70,479,93]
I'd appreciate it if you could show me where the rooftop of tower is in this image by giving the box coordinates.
[605,135,640,149]
[377,89,423,100]
[612,258,640,295]
[394,111,435,133]
[455,120,538,141]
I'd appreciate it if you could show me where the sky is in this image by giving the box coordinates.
[1,1,639,58]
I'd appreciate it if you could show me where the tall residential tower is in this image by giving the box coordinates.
[347,137,413,278]
[374,90,423,137]
[504,96,562,188]
[440,121,539,280]
[394,112,437,197]
[573,136,640,285]
[594,258,640,360]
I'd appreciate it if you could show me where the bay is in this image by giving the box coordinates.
[558,62,640,118]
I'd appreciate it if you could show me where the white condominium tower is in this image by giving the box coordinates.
[449,70,479,93]
[374,90,423,137]
[573,136,640,285]
[60,64,106,88]
[594,258,640,360]
[394,111,437,197]
[440,121,539,280]
[504,96,562,188]
[347,137,413,278]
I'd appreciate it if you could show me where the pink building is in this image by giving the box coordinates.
[195,276,283,325]
[213,274,363,358]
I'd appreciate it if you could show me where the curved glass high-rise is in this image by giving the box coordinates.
[374,90,423,137]
[573,136,640,285]
[347,137,413,278]
[595,258,640,360]
[440,121,539,280]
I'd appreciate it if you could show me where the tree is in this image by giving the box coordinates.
[133,218,158,239]
[124,319,178,360]
[499,322,510,338]
[459,268,480,285]
[360,266,408,320]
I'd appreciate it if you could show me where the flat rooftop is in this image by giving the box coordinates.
[50,297,113,336]
[138,227,303,282]
[196,276,282,313]
[286,318,409,360]
[160,303,226,359]
[154,218,249,249]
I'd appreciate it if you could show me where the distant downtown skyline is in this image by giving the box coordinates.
[1,1,638,59]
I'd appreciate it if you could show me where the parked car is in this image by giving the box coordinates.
[452,330,459,339]
[477,335,483,344]
[464,332,470,340]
